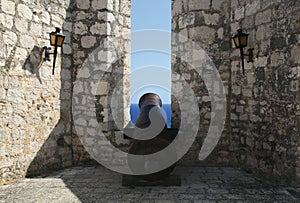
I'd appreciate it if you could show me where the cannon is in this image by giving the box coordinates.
[123,93,180,185]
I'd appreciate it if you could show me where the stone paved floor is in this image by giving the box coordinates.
[0,166,299,202]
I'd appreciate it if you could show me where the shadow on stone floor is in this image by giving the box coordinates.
[1,166,296,202]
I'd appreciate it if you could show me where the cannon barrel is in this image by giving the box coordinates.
[127,93,178,182]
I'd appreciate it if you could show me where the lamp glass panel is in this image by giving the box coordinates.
[240,35,248,47]
[233,36,240,48]
[50,33,56,46]
[56,35,65,47]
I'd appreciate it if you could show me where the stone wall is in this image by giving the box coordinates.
[229,0,300,184]
[171,0,235,166]
[71,0,131,166]
[0,0,72,184]
[172,0,300,184]
[0,0,131,184]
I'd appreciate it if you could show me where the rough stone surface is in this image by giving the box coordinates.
[70,0,131,171]
[229,0,300,185]
[0,0,72,185]
[0,0,299,188]
[189,0,211,11]
[1,0,15,15]
[81,36,97,48]
[172,0,300,185]
[172,0,233,170]
[0,0,131,185]
[0,166,298,202]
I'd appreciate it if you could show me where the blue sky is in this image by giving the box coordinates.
[131,0,171,32]
[130,0,172,104]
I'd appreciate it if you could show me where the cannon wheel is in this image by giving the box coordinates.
[128,137,177,182]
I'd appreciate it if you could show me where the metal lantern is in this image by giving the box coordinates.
[233,29,248,49]
[232,29,253,75]
[49,28,65,47]
[44,27,65,75]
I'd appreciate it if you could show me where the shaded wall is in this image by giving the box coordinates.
[171,0,300,184]
[229,0,300,184]
[71,0,131,166]
[171,0,235,165]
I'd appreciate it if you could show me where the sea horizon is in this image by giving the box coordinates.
[130,103,171,128]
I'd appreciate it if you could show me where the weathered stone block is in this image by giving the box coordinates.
[52,14,64,27]
[256,24,272,41]
[41,11,50,25]
[30,23,43,36]
[247,72,255,84]
[271,51,285,67]
[254,56,268,67]
[242,88,252,97]
[255,25,265,41]
[75,11,89,21]
[212,0,226,10]
[291,45,300,64]
[231,113,238,120]
[81,36,96,48]
[107,12,115,23]
[255,9,271,26]
[97,50,106,62]
[107,0,114,11]
[91,81,108,95]
[63,44,72,55]
[262,0,282,10]
[17,4,32,20]
[189,0,210,11]
[245,0,260,16]
[114,132,129,145]
[15,18,28,33]
[63,22,73,32]
[172,0,183,16]
[3,31,18,45]
[90,22,107,35]
[290,80,299,92]
[290,11,300,31]
[20,35,35,49]
[230,0,239,9]
[236,106,244,113]
[203,12,220,25]
[242,15,254,29]
[189,26,215,44]
[74,118,87,127]
[178,13,195,29]
[234,7,245,21]
[62,57,72,68]
[232,85,241,95]
[76,0,90,9]
[2,0,15,15]
[92,0,107,10]
[15,47,28,62]
[120,0,130,16]
[0,14,13,29]
[177,30,187,43]
[217,28,224,39]
[270,36,286,50]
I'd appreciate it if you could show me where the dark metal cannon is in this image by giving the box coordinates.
[123,93,179,185]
